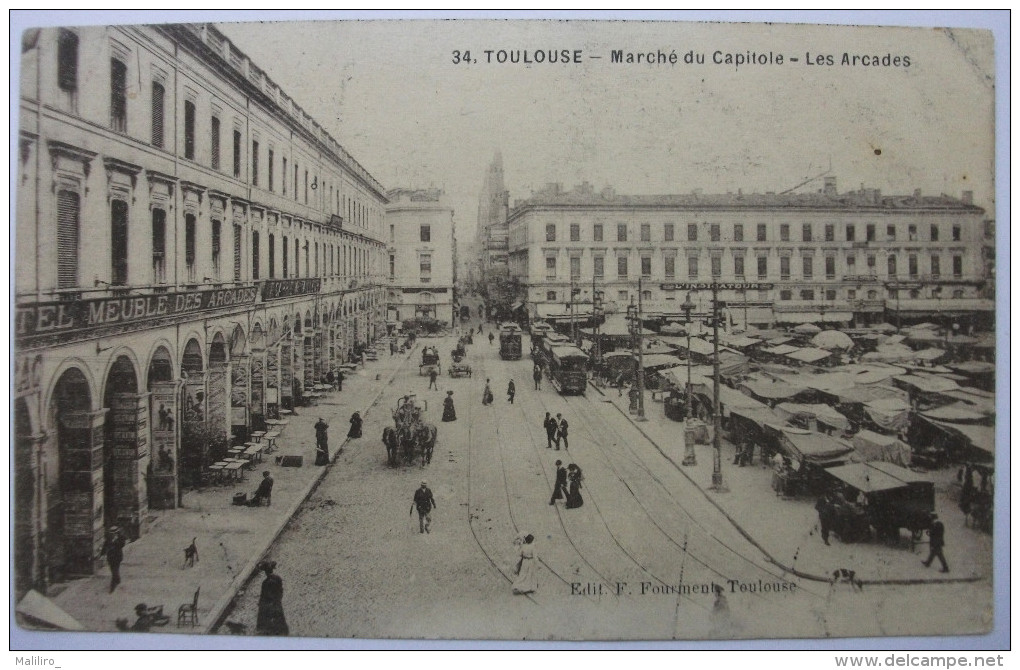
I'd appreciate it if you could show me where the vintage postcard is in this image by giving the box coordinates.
[12,13,1001,647]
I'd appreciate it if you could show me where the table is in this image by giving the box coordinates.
[223,460,246,482]
[207,462,228,485]
[263,431,280,453]
[243,444,264,464]
[250,431,266,442]
[280,409,294,415]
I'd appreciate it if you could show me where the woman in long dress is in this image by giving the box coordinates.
[442,391,457,422]
[511,534,538,595]
[347,411,363,439]
[255,560,289,636]
[565,464,584,509]
[482,379,494,406]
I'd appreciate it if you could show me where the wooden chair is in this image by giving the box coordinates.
[177,587,200,627]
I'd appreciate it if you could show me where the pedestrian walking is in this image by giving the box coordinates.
[556,414,569,450]
[488,331,495,346]
[478,323,483,335]
[815,493,834,546]
[337,369,344,392]
[255,560,289,636]
[543,412,557,449]
[533,364,542,390]
[429,367,439,391]
[325,369,336,391]
[442,390,457,422]
[482,379,494,406]
[314,417,330,465]
[411,481,437,534]
[347,411,363,439]
[549,460,568,504]
[102,526,126,593]
[511,533,538,595]
[565,464,584,509]
[507,379,516,404]
[922,513,950,572]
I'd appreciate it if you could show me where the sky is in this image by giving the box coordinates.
[210,15,997,248]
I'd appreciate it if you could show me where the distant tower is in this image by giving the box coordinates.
[476,151,509,280]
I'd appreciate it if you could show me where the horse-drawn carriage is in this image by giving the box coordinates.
[823,461,935,546]
[382,395,438,467]
[419,346,441,376]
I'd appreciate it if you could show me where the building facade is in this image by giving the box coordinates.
[14,23,388,596]
[475,151,509,281]
[507,178,990,329]
[385,188,457,325]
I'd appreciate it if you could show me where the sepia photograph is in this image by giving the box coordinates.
[10,10,1006,651]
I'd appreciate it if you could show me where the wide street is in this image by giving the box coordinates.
[223,328,992,641]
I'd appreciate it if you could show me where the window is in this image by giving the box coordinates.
[825,256,835,279]
[757,256,767,279]
[757,224,766,241]
[734,256,745,277]
[593,256,604,278]
[185,214,196,282]
[847,254,856,271]
[150,82,165,148]
[930,255,940,277]
[867,289,878,300]
[151,208,166,283]
[866,224,875,242]
[641,256,651,277]
[281,158,287,194]
[421,225,431,242]
[251,140,259,186]
[593,223,603,242]
[780,224,790,241]
[952,289,964,299]
[846,224,856,242]
[617,256,628,278]
[908,254,918,278]
[212,220,222,278]
[710,224,720,242]
[887,225,896,240]
[733,224,743,242]
[908,224,917,241]
[111,199,129,285]
[268,149,274,191]
[930,224,939,241]
[57,30,79,110]
[802,223,812,242]
[867,255,876,269]
[640,224,651,242]
[711,256,721,277]
[389,224,395,242]
[251,232,260,280]
[570,223,580,241]
[779,256,791,279]
[233,129,242,178]
[545,257,556,279]
[304,170,308,204]
[617,224,627,242]
[953,255,963,277]
[826,289,837,301]
[210,115,219,168]
[294,163,299,200]
[547,291,557,302]
[952,225,961,241]
[664,256,675,278]
[664,223,674,241]
[825,224,834,242]
[233,224,242,281]
[303,241,309,277]
[800,289,815,301]
[56,189,80,288]
[571,256,581,279]
[887,254,897,277]
[282,235,288,277]
[313,242,318,276]
[268,233,275,278]
[688,224,697,241]
[848,289,856,301]
[780,290,792,301]
[110,58,127,132]
[420,254,432,280]
[618,290,629,302]
[389,254,395,279]
[688,256,698,278]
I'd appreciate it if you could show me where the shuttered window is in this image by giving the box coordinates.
[210,116,220,169]
[185,214,196,281]
[57,30,78,92]
[233,224,242,281]
[282,235,288,277]
[233,129,241,178]
[211,220,221,277]
[56,189,80,289]
[252,232,260,280]
[151,82,165,148]
[110,59,127,132]
[268,233,275,278]
[152,208,166,283]
[111,199,129,285]
[252,140,259,186]
[184,101,195,159]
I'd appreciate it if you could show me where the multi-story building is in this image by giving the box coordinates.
[385,188,457,325]
[507,178,990,330]
[14,23,388,596]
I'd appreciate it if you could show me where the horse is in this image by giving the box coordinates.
[415,423,438,467]
[397,424,417,465]
[381,426,400,466]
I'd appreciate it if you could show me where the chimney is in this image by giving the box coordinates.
[823,176,837,196]
[962,190,974,205]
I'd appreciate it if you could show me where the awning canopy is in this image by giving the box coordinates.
[921,403,991,423]
[849,430,911,466]
[891,298,995,314]
[740,380,806,401]
[767,424,855,464]
[894,373,960,394]
[775,402,850,431]
[922,417,996,456]
[763,344,801,356]
[786,347,834,364]
[825,461,928,493]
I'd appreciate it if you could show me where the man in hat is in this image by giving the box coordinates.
[411,481,437,534]
[249,471,274,506]
[507,379,516,404]
[314,417,330,465]
[102,526,126,593]
[549,460,568,505]
[922,512,949,572]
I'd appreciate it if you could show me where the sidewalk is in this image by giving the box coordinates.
[592,381,991,586]
[44,342,415,635]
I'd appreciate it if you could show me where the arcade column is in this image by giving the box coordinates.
[107,392,152,539]
[231,355,250,441]
[60,408,108,575]
[148,380,181,510]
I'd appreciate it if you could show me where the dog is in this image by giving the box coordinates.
[830,568,863,592]
[183,538,198,568]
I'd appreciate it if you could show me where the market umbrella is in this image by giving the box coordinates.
[811,330,855,350]
[793,323,822,335]
[871,322,898,334]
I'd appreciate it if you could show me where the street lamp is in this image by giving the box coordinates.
[680,292,696,421]
[709,280,726,492]
[627,284,647,422]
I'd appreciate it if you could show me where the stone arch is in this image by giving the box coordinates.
[250,322,266,351]
[181,338,204,375]
[209,332,228,366]
[229,324,247,358]
[146,345,175,387]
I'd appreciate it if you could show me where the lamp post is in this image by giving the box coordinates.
[680,292,696,420]
[627,282,647,422]
[710,280,726,492]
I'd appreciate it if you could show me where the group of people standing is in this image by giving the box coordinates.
[543,412,569,450]
[549,459,585,509]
